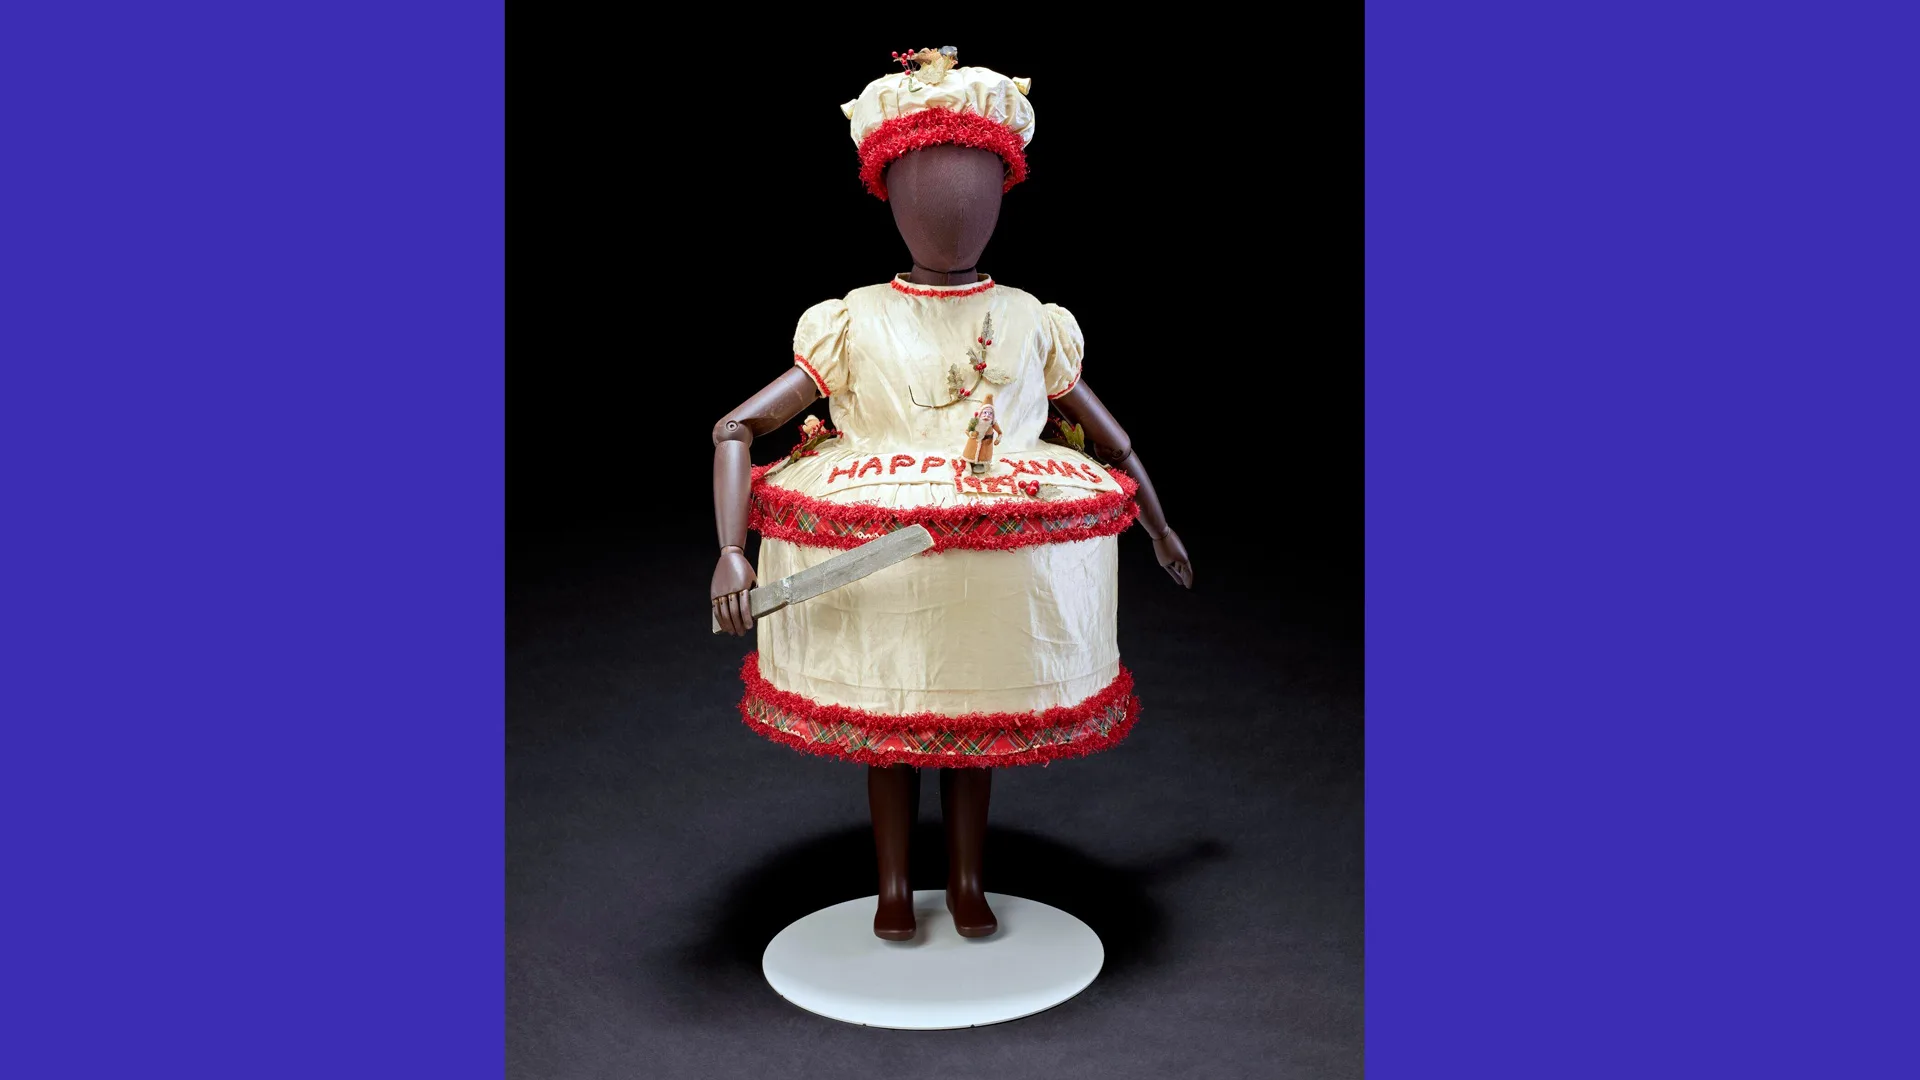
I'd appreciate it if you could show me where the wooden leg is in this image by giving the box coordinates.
[941,767,998,938]
[869,764,917,941]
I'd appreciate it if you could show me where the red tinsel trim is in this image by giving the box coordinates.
[857,109,1030,201]
[748,463,1140,553]
[889,276,997,299]
[793,353,832,396]
[738,652,1140,768]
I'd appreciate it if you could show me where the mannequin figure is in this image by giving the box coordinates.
[709,54,1191,941]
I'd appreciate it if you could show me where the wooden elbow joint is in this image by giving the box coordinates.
[712,416,753,447]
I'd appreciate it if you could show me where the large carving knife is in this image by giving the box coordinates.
[710,524,934,634]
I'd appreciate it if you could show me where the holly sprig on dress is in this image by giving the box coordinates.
[1041,412,1087,453]
[915,312,1013,409]
[786,414,842,461]
[937,312,1012,404]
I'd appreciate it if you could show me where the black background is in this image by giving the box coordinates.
[509,31,1361,1080]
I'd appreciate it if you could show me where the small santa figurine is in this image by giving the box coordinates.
[960,392,1002,475]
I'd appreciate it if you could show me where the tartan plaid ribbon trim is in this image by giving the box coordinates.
[748,465,1140,553]
[738,652,1140,768]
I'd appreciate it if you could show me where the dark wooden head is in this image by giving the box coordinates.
[885,145,1005,273]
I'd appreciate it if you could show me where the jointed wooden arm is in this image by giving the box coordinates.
[1050,380,1194,589]
[711,367,820,634]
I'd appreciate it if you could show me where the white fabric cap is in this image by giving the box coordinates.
[841,64,1034,148]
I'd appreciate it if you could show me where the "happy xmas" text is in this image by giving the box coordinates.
[823,453,1111,493]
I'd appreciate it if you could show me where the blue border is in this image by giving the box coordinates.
[5,5,503,1075]
[1369,4,1917,1076]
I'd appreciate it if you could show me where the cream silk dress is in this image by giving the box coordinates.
[739,275,1141,768]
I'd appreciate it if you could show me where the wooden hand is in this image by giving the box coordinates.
[710,548,757,636]
[1151,528,1194,589]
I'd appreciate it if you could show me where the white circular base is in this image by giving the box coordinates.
[761,890,1104,1029]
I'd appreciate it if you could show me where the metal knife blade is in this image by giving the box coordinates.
[710,524,934,634]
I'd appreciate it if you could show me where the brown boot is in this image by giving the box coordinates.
[941,767,998,938]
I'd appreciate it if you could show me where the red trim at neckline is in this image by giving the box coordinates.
[890,276,996,299]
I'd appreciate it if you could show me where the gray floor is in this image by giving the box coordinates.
[508,533,1363,1079]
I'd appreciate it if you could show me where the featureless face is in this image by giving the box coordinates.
[885,144,1005,271]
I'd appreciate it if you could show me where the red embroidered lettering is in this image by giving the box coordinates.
[856,456,884,479]
[1002,458,1042,476]
[1042,459,1075,478]
[964,476,984,492]
[889,454,915,475]
[921,455,947,473]
[1078,463,1105,484]
[827,461,859,484]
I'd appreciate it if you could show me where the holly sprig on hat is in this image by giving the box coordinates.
[889,46,958,91]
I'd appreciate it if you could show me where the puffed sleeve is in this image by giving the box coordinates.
[1041,303,1084,399]
[792,299,851,397]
